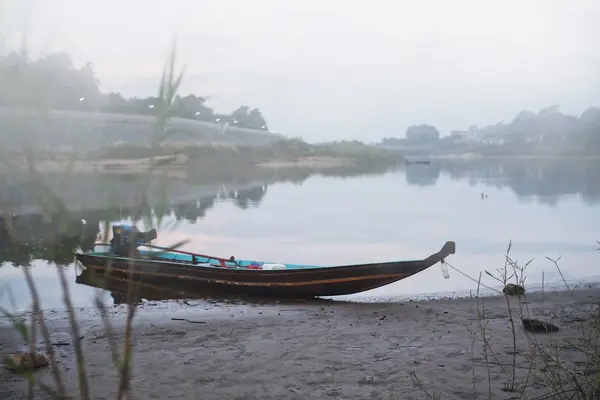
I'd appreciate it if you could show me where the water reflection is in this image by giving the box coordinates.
[1,158,598,312]
[0,191,263,266]
[404,158,600,205]
[0,162,395,267]
[0,161,393,217]
[405,162,441,186]
[2,158,599,268]
[0,215,99,266]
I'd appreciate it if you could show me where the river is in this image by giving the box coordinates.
[1,157,599,311]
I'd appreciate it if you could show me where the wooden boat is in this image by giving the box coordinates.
[75,268,202,305]
[74,226,456,298]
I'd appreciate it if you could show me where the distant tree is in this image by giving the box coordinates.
[101,92,131,113]
[230,105,250,126]
[538,104,560,116]
[172,94,214,120]
[579,107,600,150]
[406,124,440,143]
[513,110,536,124]
[229,105,268,130]
[213,113,233,124]
[379,137,406,147]
[123,96,161,115]
[0,51,101,110]
[580,107,600,125]
[248,108,268,130]
[0,49,271,130]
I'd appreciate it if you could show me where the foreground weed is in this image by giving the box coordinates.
[1,40,189,400]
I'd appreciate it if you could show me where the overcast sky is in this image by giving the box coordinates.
[2,0,599,141]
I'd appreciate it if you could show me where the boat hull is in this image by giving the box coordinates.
[74,241,455,298]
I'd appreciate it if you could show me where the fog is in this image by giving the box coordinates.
[2,0,599,141]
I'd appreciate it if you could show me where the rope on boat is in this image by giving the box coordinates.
[441,260,502,294]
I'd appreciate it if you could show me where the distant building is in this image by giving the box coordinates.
[450,130,477,142]
[449,127,505,145]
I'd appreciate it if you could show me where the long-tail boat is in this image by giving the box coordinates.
[74,224,456,298]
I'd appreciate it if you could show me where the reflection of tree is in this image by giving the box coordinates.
[0,214,100,266]
[233,186,267,209]
[170,196,217,222]
[0,244,33,267]
[161,185,268,218]
[432,159,600,205]
[153,206,171,221]
[404,163,441,186]
[1,163,402,242]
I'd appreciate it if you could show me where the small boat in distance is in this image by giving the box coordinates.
[74,225,456,299]
[404,159,431,165]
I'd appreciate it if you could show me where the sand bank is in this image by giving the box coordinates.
[1,288,599,399]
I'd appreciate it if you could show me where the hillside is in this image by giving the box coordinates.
[0,107,286,150]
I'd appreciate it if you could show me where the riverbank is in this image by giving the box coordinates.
[8,154,358,176]
[1,288,598,399]
[2,139,404,178]
[428,153,600,160]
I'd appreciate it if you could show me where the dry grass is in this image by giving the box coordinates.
[409,241,600,400]
[0,40,191,399]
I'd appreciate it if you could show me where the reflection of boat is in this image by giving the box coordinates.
[75,226,456,298]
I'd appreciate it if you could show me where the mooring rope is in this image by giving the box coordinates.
[441,259,502,294]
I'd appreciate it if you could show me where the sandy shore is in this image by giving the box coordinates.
[4,154,357,177]
[3,154,191,177]
[255,156,353,169]
[1,288,599,399]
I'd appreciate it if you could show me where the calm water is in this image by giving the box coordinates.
[1,159,599,311]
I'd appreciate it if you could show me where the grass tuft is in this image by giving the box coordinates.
[411,240,600,399]
[1,39,189,399]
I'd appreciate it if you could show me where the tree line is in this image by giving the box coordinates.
[379,105,600,155]
[0,50,269,131]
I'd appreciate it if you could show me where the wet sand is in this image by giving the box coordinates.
[1,288,599,400]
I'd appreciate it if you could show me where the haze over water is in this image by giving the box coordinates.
[1,158,598,311]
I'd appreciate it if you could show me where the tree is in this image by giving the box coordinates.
[580,107,600,125]
[406,124,440,143]
[538,104,560,116]
[0,51,101,110]
[0,49,270,131]
[513,110,536,124]
[227,106,268,130]
[230,105,250,126]
[172,94,214,120]
[248,108,268,130]
[102,92,131,113]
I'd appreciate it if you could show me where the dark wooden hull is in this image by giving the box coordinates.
[74,241,455,298]
[75,270,346,305]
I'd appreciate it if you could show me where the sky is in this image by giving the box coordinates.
[1,0,599,141]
